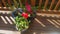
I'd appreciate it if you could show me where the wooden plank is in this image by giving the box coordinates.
[7,0,14,11]
[47,19,59,28]
[49,0,55,10]
[44,0,49,9]
[54,0,60,10]
[0,0,2,7]
[31,0,36,6]
[7,0,11,7]
[39,0,42,9]
[0,30,20,34]
[0,0,3,10]
[0,0,9,10]
[2,0,6,7]
[13,0,18,8]
[35,18,46,27]
[37,10,60,14]
[19,0,22,8]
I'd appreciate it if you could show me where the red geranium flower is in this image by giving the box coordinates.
[22,12,28,19]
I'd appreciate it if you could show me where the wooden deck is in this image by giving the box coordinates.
[0,12,60,34]
[0,30,20,34]
[22,14,60,34]
[0,0,60,34]
[0,12,20,34]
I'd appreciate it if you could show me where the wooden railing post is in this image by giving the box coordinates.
[0,0,60,12]
[2,0,6,7]
[38,0,42,9]
[0,1,2,7]
[13,0,18,8]
[0,0,3,10]
[19,0,22,8]
[31,0,36,6]
[8,0,14,11]
[49,0,55,10]
[44,0,49,10]
[54,0,60,10]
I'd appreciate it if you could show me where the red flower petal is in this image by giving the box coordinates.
[22,12,28,19]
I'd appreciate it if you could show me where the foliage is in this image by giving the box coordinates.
[14,13,30,31]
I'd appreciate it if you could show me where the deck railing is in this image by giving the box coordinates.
[0,0,60,14]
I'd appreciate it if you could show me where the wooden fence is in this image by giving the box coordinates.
[0,0,60,14]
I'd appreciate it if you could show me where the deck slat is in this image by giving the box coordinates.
[0,13,60,34]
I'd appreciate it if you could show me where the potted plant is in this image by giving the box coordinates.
[12,8,36,31]
[12,0,36,32]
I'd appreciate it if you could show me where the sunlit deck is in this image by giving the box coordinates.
[0,0,60,34]
[0,11,60,34]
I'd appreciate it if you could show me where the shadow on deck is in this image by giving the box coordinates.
[0,13,60,34]
[0,13,16,31]
[22,14,60,34]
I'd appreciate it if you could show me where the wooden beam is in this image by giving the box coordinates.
[37,10,60,14]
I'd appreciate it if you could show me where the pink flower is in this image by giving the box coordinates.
[25,2,32,14]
